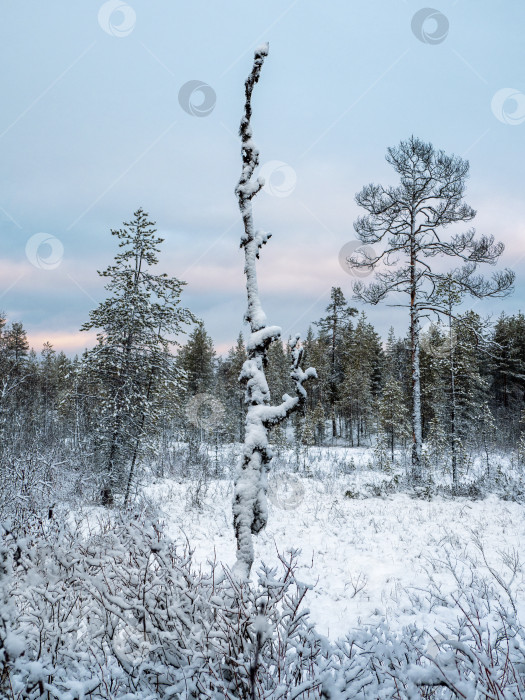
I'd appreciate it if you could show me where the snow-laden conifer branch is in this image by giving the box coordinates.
[232,45,316,580]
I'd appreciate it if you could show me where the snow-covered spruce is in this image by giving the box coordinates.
[80,209,194,507]
[232,45,316,580]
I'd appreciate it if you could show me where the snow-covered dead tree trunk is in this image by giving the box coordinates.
[232,44,316,580]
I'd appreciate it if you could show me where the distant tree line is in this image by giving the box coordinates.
[2,273,525,506]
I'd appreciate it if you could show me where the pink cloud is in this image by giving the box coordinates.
[27,330,97,354]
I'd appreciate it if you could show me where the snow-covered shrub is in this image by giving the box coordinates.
[4,513,330,698]
[0,446,96,523]
[340,456,357,475]
[185,471,210,510]
[4,512,525,698]
[0,520,23,698]
[402,543,525,698]
[0,451,58,521]
[326,567,525,698]
[372,437,392,472]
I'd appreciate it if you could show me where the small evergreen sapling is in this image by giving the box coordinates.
[377,376,410,461]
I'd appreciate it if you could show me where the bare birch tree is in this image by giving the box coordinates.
[232,44,316,579]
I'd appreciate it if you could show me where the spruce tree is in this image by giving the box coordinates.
[453,313,490,450]
[341,312,382,445]
[81,208,194,505]
[266,339,291,404]
[217,333,247,441]
[4,322,29,365]
[421,310,489,485]
[384,327,410,389]
[0,321,30,451]
[176,321,219,451]
[314,287,357,439]
[377,377,410,460]
[312,402,326,445]
[177,321,216,398]
[303,326,330,419]
[490,312,525,438]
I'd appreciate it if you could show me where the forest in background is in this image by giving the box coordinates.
[2,276,525,515]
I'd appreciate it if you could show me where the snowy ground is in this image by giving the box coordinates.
[145,446,525,642]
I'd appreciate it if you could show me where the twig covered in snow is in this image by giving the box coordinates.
[4,511,525,697]
[232,45,316,580]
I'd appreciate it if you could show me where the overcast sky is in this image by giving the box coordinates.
[1,1,525,355]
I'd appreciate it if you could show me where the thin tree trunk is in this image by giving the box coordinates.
[357,401,361,447]
[410,219,423,481]
[124,441,140,507]
[124,349,163,507]
[449,309,457,489]
[103,412,123,506]
[105,249,144,505]
[331,320,337,438]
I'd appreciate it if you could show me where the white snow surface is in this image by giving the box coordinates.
[146,448,525,642]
